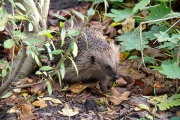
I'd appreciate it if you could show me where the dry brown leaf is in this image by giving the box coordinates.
[106,88,130,105]
[121,15,135,33]
[42,97,62,104]
[115,77,127,87]
[20,103,34,120]
[58,104,79,117]
[68,83,88,94]
[68,82,99,93]
[32,97,47,108]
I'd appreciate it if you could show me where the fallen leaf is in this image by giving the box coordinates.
[32,97,47,108]
[58,104,79,117]
[121,15,135,33]
[135,103,150,111]
[42,97,62,104]
[68,82,98,93]
[106,88,130,105]
[115,77,127,87]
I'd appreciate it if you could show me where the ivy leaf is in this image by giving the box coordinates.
[105,8,132,22]
[146,3,171,20]
[159,60,180,79]
[133,0,150,13]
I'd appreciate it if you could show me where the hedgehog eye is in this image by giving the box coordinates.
[105,65,111,70]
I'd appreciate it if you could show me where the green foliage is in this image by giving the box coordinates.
[3,39,15,48]
[60,62,65,79]
[116,30,148,52]
[70,42,78,57]
[142,25,170,41]
[105,8,132,22]
[170,117,180,120]
[145,3,171,20]
[132,0,150,13]
[46,81,52,95]
[156,94,180,110]
[158,60,180,79]
[0,60,11,78]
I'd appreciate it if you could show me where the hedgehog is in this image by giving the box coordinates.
[54,26,120,92]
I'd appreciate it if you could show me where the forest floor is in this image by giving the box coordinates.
[1,0,180,120]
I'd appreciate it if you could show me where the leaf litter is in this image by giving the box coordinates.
[1,0,180,120]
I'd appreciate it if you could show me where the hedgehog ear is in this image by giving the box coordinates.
[90,56,95,64]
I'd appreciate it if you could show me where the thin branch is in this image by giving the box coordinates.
[0,44,27,97]
[10,81,45,89]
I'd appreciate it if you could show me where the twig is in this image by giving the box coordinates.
[10,81,45,89]
[14,81,46,108]
[0,44,27,97]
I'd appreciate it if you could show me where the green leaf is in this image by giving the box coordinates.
[142,25,169,41]
[170,117,180,120]
[1,8,8,23]
[35,71,42,75]
[39,66,54,71]
[61,26,66,46]
[132,0,150,13]
[60,62,65,79]
[37,30,55,35]
[34,53,42,67]
[14,15,28,20]
[46,81,52,95]
[45,33,53,39]
[137,104,150,111]
[157,94,180,110]
[2,69,7,78]
[73,10,85,22]
[68,56,78,76]
[15,2,26,11]
[13,30,27,39]
[1,91,13,98]
[50,49,63,55]
[70,42,78,57]
[116,32,148,52]
[53,14,66,20]
[3,39,15,48]
[154,31,170,42]
[159,61,180,79]
[87,8,95,16]
[145,3,171,20]
[67,29,79,37]
[105,8,132,22]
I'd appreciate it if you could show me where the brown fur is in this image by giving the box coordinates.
[54,27,120,92]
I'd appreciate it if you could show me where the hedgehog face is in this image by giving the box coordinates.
[90,43,120,80]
